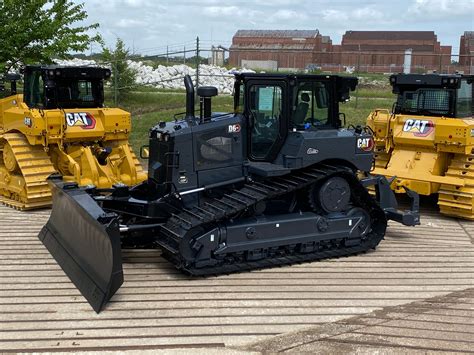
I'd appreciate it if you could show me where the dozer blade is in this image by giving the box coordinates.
[38,178,123,313]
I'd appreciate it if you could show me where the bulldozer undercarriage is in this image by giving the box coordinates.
[374,145,474,219]
[0,132,145,210]
[158,164,387,275]
[438,153,474,219]
[0,132,56,209]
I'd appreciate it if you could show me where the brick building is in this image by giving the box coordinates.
[332,31,452,72]
[460,31,474,67]
[229,30,454,73]
[229,30,332,70]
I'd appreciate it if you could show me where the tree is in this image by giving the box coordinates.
[0,0,101,72]
[101,38,136,104]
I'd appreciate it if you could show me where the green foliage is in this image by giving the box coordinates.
[102,38,136,103]
[0,0,101,72]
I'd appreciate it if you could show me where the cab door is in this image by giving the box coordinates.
[246,81,287,161]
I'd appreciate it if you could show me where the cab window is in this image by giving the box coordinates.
[25,70,45,108]
[249,84,283,159]
[293,82,330,128]
[456,80,472,118]
[399,89,452,116]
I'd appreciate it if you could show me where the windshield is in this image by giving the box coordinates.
[293,81,331,128]
[396,88,453,116]
[24,69,105,109]
[55,79,103,109]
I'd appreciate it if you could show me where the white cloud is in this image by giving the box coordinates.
[409,0,474,17]
[269,9,308,22]
[321,6,385,24]
[352,7,384,20]
[116,19,142,28]
[202,6,243,17]
[321,9,349,22]
[122,0,147,7]
[72,0,470,55]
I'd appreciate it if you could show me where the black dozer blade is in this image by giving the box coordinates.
[38,177,123,313]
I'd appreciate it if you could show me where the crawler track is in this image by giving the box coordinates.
[159,164,387,275]
[0,132,56,209]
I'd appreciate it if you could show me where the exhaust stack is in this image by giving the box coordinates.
[184,75,195,119]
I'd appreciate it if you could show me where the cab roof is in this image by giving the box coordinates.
[24,65,111,80]
[390,73,474,90]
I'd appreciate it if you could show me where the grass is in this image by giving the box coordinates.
[111,86,396,154]
[354,87,393,98]
[341,97,393,126]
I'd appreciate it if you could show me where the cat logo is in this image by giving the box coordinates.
[357,137,374,152]
[402,119,434,137]
[65,112,96,129]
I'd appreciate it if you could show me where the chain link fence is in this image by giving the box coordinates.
[93,37,473,107]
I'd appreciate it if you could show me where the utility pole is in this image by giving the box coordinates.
[195,36,200,90]
[184,45,186,64]
[166,45,169,64]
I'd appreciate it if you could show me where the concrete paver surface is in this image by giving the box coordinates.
[0,204,473,353]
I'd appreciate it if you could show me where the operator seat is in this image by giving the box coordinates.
[293,92,310,125]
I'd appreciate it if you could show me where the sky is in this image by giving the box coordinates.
[76,0,474,56]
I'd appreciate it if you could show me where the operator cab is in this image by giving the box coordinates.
[233,73,357,161]
[391,73,473,118]
[22,65,111,109]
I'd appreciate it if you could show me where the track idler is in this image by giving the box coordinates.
[38,177,124,313]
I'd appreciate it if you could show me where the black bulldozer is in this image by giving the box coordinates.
[39,73,420,312]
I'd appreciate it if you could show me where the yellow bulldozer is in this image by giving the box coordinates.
[368,73,474,219]
[0,65,146,209]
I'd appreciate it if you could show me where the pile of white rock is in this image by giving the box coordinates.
[128,61,255,94]
[54,58,254,94]
[55,58,98,67]
[357,76,391,89]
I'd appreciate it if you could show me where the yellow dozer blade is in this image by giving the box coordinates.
[367,73,474,219]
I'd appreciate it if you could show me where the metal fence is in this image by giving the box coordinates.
[100,37,473,106]
[227,48,473,75]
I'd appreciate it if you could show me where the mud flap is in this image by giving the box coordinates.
[38,178,123,313]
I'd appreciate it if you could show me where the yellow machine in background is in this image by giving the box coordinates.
[368,73,474,219]
[0,66,146,209]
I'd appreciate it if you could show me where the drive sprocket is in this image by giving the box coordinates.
[308,176,351,214]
